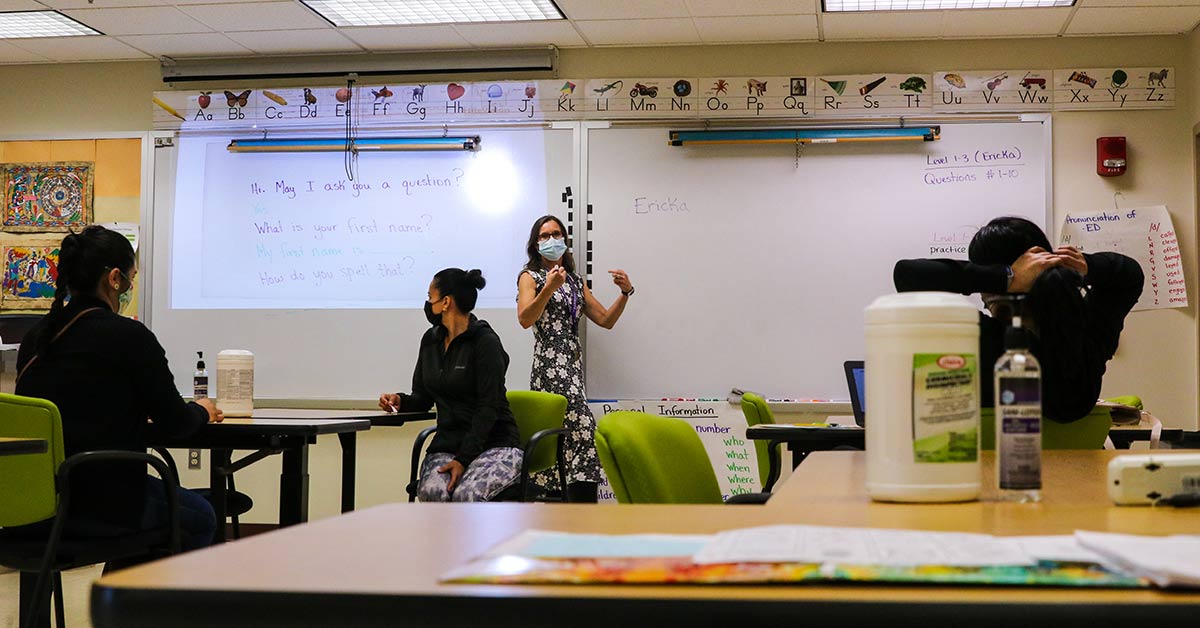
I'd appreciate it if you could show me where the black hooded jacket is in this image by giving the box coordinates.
[397,316,520,465]
[893,251,1143,422]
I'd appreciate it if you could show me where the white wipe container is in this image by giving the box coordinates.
[216,349,255,418]
[865,292,981,503]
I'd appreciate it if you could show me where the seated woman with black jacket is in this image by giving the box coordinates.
[15,226,223,550]
[894,216,1143,423]
[379,268,523,502]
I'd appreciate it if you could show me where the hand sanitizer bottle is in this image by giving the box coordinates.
[995,299,1042,503]
[194,351,209,400]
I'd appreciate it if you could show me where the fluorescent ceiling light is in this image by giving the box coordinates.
[824,0,1074,11]
[0,11,101,38]
[302,0,564,27]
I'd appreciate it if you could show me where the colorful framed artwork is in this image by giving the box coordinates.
[2,241,60,309]
[1,162,94,232]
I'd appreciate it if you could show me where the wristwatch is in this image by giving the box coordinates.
[622,286,635,297]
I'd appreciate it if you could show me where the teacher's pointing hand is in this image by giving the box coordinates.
[609,269,633,294]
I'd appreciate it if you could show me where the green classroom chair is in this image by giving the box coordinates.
[0,393,182,628]
[738,392,784,492]
[979,405,1112,450]
[595,411,770,505]
[406,390,568,502]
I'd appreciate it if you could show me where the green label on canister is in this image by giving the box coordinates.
[912,353,978,463]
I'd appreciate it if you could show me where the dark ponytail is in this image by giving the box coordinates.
[37,226,135,352]
[1027,266,1098,421]
[432,268,486,313]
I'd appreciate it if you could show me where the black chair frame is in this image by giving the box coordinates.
[2,451,181,628]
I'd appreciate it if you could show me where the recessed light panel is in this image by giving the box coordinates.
[0,11,101,39]
[824,1,1074,11]
[302,0,564,27]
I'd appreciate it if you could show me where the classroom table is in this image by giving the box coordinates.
[747,423,1187,469]
[90,450,1200,628]
[0,437,46,456]
[150,417,370,543]
[248,409,435,512]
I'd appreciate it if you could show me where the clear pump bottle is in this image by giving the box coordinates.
[994,298,1042,503]
[194,351,209,400]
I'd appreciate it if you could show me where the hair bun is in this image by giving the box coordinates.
[467,268,486,290]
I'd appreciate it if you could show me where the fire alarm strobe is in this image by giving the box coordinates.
[1097,136,1127,177]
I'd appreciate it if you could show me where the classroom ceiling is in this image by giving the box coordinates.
[0,0,1198,64]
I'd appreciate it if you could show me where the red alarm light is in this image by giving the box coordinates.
[1097,136,1127,177]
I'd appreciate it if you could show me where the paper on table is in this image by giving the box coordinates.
[693,525,1035,567]
[1075,531,1200,588]
[486,530,713,559]
[1009,535,1106,564]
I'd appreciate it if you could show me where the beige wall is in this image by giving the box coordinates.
[2,34,1196,523]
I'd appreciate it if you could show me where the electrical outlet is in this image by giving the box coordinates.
[188,449,202,470]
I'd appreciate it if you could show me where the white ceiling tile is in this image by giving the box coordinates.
[119,31,253,56]
[554,0,689,20]
[822,11,944,40]
[694,15,817,42]
[7,34,151,60]
[177,2,330,32]
[62,7,212,35]
[453,21,586,47]
[339,24,470,50]
[573,17,700,45]
[42,0,270,6]
[685,0,817,17]
[0,0,47,11]
[942,8,1070,38]
[224,27,361,53]
[1066,6,1200,34]
[1083,0,1200,6]
[0,39,50,63]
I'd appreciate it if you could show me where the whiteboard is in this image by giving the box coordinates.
[150,126,573,399]
[584,120,1049,400]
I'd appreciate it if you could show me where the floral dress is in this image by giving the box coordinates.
[524,268,602,491]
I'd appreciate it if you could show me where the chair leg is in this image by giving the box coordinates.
[52,572,65,628]
[228,473,241,540]
[19,570,51,628]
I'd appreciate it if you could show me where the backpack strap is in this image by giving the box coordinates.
[15,307,104,385]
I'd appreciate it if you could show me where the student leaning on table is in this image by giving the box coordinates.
[894,216,1143,422]
[379,268,524,502]
[12,226,224,552]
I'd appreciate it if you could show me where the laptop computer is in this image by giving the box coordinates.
[843,360,866,427]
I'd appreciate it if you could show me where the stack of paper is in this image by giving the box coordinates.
[1076,531,1200,588]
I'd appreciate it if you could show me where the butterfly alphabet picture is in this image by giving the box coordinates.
[224,90,251,107]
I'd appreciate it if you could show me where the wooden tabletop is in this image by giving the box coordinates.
[91,449,1200,628]
[250,408,436,427]
[768,450,1200,533]
[0,436,47,456]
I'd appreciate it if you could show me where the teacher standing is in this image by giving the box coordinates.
[517,215,633,503]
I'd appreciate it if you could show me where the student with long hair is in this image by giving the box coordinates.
[14,226,223,550]
[516,215,634,503]
[894,216,1143,422]
[379,268,523,502]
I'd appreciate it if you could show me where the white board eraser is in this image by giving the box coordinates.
[1107,453,1200,505]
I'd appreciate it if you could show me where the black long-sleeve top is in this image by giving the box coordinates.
[15,294,207,527]
[893,252,1143,422]
[397,316,520,466]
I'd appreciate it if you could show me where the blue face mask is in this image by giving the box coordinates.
[114,270,134,315]
[538,237,567,261]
